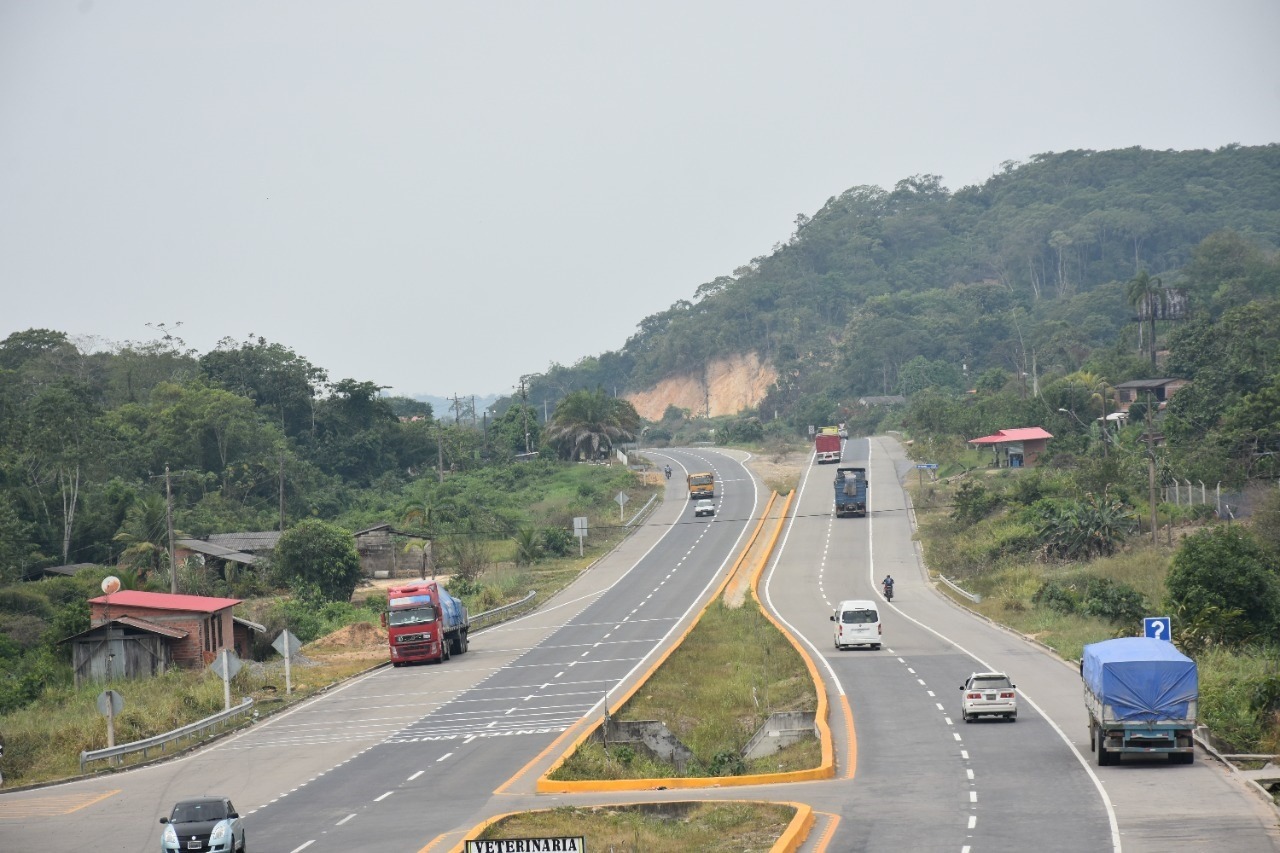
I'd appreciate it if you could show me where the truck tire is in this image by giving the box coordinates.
[1096,729,1115,766]
[1172,749,1195,765]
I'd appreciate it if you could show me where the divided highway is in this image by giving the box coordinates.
[0,449,761,853]
[3,440,1277,852]
[761,436,1279,852]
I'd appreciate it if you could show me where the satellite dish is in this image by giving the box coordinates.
[101,576,121,595]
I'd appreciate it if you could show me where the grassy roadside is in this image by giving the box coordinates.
[910,471,1280,754]
[469,801,798,853]
[0,513,646,789]
[548,597,820,781]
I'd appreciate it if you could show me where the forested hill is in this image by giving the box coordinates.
[529,145,1280,420]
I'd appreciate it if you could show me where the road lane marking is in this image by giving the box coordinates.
[408,770,425,780]
[966,769,974,780]
[970,791,977,803]
[289,842,315,852]
[374,791,394,802]
[967,815,977,829]
[336,814,356,826]
[0,789,120,818]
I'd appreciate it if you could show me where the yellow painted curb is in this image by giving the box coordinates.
[443,800,815,853]
[536,487,838,793]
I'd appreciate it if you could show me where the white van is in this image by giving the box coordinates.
[831,599,882,650]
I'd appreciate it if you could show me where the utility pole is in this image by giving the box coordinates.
[1145,394,1159,546]
[437,421,444,483]
[519,379,531,453]
[278,452,286,532]
[165,464,178,594]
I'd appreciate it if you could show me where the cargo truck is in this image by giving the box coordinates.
[382,580,470,666]
[687,471,715,500]
[834,466,868,517]
[815,432,842,463]
[1082,636,1197,766]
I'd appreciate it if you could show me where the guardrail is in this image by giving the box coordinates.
[939,574,981,603]
[469,590,539,633]
[625,493,658,527]
[80,696,255,772]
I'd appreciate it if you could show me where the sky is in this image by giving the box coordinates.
[3,2,1279,400]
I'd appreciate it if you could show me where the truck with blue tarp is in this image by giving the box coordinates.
[833,466,868,517]
[1082,636,1197,765]
[381,580,470,666]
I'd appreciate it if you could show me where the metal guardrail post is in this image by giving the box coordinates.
[80,696,255,773]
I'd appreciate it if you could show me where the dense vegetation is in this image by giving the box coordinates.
[0,327,654,715]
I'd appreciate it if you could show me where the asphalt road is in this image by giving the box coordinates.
[3,440,1278,852]
[759,436,1279,852]
[0,448,763,853]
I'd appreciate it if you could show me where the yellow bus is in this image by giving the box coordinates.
[687,471,715,499]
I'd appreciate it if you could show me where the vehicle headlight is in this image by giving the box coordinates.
[162,824,178,845]
[210,821,228,842]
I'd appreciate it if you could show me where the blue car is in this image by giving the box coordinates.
[160,796,246,852]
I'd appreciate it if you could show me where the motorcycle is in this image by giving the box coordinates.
[663,466,672,480]
[883,582,894,602]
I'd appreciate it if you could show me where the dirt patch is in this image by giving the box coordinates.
[626,352,777,419]
[747,447,809,495]
[303,621,388,662]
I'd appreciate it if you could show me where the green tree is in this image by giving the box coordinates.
[274,519,363,603]
[1165,527,1280,647]
[112,493,174,581]
[542,389,640,461]
[1125,270,1166,369]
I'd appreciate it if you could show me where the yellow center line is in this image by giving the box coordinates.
[0,788,120,818]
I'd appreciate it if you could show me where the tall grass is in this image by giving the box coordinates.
[476,802,796,853]
[551,598,818,780]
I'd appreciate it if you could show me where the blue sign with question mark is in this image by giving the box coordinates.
[1144,616,1172,641]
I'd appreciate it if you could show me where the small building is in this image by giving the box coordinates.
[354,523,431,579]
[967,427,1054,468]
[1114,378,1189,412]
[61,591,260,687]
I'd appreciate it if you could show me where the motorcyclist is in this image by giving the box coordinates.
[663,465,672,480]
[882,574,895,599]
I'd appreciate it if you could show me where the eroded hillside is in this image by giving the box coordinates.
[626,352,776,419]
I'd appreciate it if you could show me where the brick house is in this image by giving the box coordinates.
[62,591,261,687]
[967,427,1054,468]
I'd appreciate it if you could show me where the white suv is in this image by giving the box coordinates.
[960,672,1018,722]
[694,499,716,517]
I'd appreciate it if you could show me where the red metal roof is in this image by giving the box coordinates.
[968,427,1054,445]
[88,590,242,613]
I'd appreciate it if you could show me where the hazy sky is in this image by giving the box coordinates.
[3,2,1278,399]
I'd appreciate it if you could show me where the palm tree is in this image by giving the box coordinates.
[1126,270,1166,368]
[542,388,640,461]
[112,493,175,581]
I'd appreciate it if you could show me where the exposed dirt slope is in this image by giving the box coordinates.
[626,352,776,419]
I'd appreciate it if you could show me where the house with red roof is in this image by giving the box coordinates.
[967,427,1054,468]
[62,590,263,687]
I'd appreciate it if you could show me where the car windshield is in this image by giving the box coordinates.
[841,609,877,624]
[971,676,1011,689]
[388,606,437,627]
[172,801,228,823]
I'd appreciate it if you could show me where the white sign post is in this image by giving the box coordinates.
[96,689,124,749]
[209,648,243,711]
[573,516,588,557]
[272,630,303,695]
[615,490,629,522]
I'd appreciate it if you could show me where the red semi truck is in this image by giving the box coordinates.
[815,431,841,463]
[381,581,470,666]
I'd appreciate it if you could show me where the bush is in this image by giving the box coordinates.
[1166,527,1280,646]
[1080,578,1147,624]
[1033,579,1081,614]
[541,526,574,557]
[951,480,1000,525]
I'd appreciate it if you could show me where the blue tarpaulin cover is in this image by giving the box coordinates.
[1082,637,1198,722]
[437,587,466,631]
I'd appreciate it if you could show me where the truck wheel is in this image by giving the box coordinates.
[1096,729,1114,766]
[1172,750,1195,765]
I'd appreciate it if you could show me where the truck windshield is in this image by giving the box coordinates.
[688,474,713,485]
[388,606,437,627]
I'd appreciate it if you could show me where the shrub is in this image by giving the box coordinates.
[1033,579,1081,614]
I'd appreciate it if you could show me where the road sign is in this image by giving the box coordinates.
[209,649,242,680]
[914,463,939,469]
[96,689,124,718]
[467,839,584,853]
[272,630,302,658]
[1144,616,1172,642]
